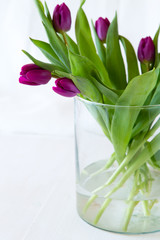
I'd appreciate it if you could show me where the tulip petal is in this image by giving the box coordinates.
[52,86,77,97]
[53,3,71,32]
[138,39,145,62]
[145,37,155,61]
[19,76,39,86]
[55,78,80,93]
[26,70,51,84]
[21,64,42,75]
[59,3,71,32]
[59,78,80,93]
[95,17,110,42]
[53,5,61,32]
[138,37,155,62]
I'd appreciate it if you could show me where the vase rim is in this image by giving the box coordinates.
[75,96,160,109]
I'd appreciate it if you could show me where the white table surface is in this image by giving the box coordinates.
[0,132,160,240]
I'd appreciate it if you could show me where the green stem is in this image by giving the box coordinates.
[62,32,68,46]
[123,201,139,232]
[83,194,97,213]
[124,170,151,231]
[127,170,140,202]
[90,152,116,179]
[149,199,158,210]
[142,200,150,216]
[94,198,112,224]
[83,153,116,214]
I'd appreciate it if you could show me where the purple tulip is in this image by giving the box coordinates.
[52,3,71,33]
[95,17,110,42]
[138,37,155,63]
[52,78,80,97]
[19,64,52,86]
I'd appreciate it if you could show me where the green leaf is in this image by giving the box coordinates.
[68,51,103,102]
[54,70,71,79]
[96,106,112,134]
[42,22,70,69]
[29,38,68,72]
[30,38,58,61]
[91,20,106,66]
[75,6,112,88]
[150,69,160,106]
[111,69,158,161]
[68,50,101,82]
[80,0,86,8]
[84,104,111,140]
[90,78,118,104]
[44,1,52,24]
[68,50,119,104]
[72,76,103,103]
[36,0,44,13]
[34,0,70,69]
[153,26,160,68]
[34,0,47,24]
[131,107,160,138]
[106,14,127,89]
[119,36,139,82]
[131,69,160,137]
[22,50,64,72]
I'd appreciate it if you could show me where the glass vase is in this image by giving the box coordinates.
[74,97,160,234]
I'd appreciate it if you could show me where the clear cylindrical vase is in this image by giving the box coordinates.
[74,97,160,234]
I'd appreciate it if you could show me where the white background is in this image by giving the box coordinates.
[0,0,160,239]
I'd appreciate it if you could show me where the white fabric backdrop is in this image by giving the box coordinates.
[0,0,160,135]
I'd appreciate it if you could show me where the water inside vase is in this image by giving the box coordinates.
[76,160,160,234]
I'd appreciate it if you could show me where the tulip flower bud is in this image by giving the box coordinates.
[95,17,110,42]
[52,3,71,33]
[138,37,155,65]
[52,78,80,97]
[19,64,52,85]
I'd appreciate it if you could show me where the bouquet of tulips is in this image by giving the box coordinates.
[19,0,160,232]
